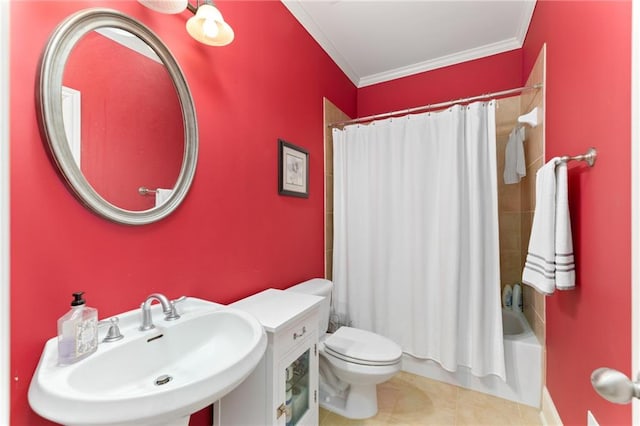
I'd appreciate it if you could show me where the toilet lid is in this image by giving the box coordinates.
[323,327,402,365]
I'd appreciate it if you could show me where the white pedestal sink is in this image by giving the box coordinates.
[28,297,267,426]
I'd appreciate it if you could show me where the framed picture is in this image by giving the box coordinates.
[278,139,309,198]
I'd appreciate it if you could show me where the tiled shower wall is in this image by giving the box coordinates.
[521,46,546,347]
[323,98,349,280]
[496,92,545,345]
[497,45,546,353]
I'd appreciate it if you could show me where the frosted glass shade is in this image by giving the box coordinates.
[138,0,188,14]
[186,3,234,46]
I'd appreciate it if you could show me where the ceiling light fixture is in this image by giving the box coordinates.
[138,0,234,46]
[185,0,234,46]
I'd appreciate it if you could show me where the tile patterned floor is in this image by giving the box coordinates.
[318,371,542,425]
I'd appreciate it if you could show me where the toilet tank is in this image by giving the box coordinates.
[286,278,332,333]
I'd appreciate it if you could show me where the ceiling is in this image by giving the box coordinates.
[282,0,536,88]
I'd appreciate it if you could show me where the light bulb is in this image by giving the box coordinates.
[202,18,219,38]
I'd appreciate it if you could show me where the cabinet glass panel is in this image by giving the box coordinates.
[285,349,310,426]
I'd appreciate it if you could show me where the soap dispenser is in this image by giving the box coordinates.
[57,291,98,365]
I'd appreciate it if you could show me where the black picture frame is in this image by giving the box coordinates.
[278,139,309,198]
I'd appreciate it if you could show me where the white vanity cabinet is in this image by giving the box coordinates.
[215,289,323,426]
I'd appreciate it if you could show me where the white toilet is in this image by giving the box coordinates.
[286,278,402,419]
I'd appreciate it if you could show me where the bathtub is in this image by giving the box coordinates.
[401,308,542,407]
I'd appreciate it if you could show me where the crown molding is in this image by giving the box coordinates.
[358,38,522,88]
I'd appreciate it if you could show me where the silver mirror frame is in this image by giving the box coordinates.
[37,8,198,225]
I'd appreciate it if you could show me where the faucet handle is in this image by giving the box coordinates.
[99,317,124,342]
[172,296,187,305]
[165,296,186,321]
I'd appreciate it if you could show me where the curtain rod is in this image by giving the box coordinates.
[329,83,544,128]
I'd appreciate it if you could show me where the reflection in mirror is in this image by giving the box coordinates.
[37,8,198,225]
[62,28,184,211]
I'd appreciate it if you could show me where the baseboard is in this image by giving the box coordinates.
[541,386,563,426]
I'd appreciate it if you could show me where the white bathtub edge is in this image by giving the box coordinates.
[541,386,563,426]
[400,309,542,408]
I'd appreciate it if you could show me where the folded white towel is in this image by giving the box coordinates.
[522,158,575,294]
[155,188,173,207]
[503,126,526,184]
[554,162,575,289]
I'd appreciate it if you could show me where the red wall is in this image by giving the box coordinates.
[357,49,523,117]
[65,31,184,210]
[523,1,632,425]
[9,1,356,425]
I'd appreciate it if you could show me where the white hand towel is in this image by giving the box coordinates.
[554,162,575,289]
[503,126,526,184]
[155,188,173,207]
[522,158,575,294]
[522,159,557,294]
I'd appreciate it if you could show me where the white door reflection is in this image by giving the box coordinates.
[61,86,81,167]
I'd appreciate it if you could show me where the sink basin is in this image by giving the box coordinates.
[28,297,267,426]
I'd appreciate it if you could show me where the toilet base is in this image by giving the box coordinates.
[319,384,378,419]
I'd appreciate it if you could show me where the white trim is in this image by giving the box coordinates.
[587,410,600,426]
[632,0,639,424]
[281,0,360,86]
[515,0,537,45]
[358,38,522,88]
[0,1,10,425]
[95,27,161,64]
[541,387,563,426]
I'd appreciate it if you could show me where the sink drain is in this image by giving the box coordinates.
[155,375,173,386]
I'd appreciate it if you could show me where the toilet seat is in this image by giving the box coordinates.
[323,327,402,366]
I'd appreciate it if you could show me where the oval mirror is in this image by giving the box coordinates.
[37,8,198,225]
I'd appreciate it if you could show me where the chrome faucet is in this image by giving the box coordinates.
[139,293,181,331]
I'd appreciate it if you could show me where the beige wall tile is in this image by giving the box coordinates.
[325,132,334,175]
[520,212,534,261]
[524,306,537,335]
[524,124,544,168]
[499,183,522,212]
[532,312,545,344]
[521,157,543,212]
[523,283,535,310]
[325,213,334,252]
[496,96,521,131]
[521,44,546,111]
[499,213,521,251]
[532,287,545,318]
[522,87,544,119]
[501,250,523,286]
[325,174,334,214]
[324,98,350,274]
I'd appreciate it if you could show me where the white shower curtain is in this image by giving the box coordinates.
[332,101,505,380]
